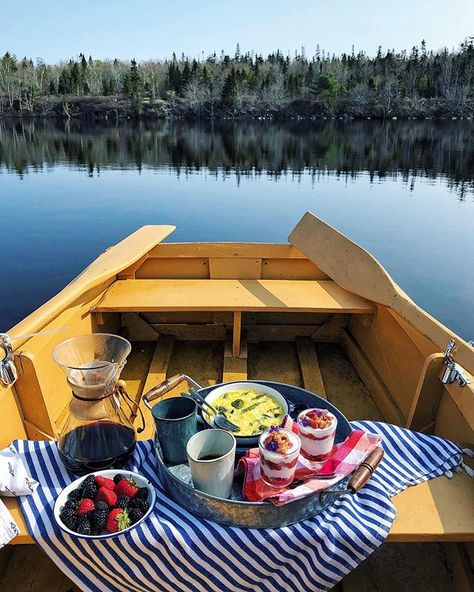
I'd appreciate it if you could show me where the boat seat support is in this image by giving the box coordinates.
[233,311,242,357]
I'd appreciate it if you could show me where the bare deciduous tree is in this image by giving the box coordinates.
[379,78,399,117]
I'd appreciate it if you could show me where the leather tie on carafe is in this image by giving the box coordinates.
[67,377,112,422]
[114,383,145,434]
[68,378,145,433]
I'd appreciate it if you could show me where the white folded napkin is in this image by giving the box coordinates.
[0,499,19,547]
[0,444,39,547]
[0,444,39,496]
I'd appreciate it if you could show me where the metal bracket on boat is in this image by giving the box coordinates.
[0,333,18,387]
[441,340,471,387]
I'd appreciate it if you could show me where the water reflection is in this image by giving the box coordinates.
[1,119,473,199]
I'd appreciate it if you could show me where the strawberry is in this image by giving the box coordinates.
[114,477,138,498]
[95,486,118,507]
[105,508,130,533]
[77,498,95,516]
[95,475,115,491]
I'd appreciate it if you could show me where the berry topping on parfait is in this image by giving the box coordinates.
[299,409,333,430]
[263,427,294,454]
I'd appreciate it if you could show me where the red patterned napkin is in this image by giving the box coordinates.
[236,416,381,505]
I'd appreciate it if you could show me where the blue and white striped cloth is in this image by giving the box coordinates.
[15,421,463,592]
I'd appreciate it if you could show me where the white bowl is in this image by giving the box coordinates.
[54,469,156,539]
[203,382,289,444]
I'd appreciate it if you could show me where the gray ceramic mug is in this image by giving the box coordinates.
[186,429,236,498]
[152,396,197,463]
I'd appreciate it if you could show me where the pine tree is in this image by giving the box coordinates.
[58,69,70,94]
[167,62,182,93]
[221,69,237,106]
[70,61,81,94]
[129,58,141,100]
[2,52,17,73]
[199,65,211,87]
[181,61,192,92]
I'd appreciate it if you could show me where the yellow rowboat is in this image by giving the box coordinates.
[0,212,473,590]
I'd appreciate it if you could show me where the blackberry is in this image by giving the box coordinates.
[129,498,150,512]
[67,489,82,502]
[128,507,145,524]
[113,473,125,485]
[81,475,98,500]
[64,498,80,511]
[81,475,96,489]
[91,501,109,533]
[135,487,149,501]
[60,507,77,531]
[95,500,108,512]
[82,483,98,499]
[116,495,130,510]
[76,515,92,535]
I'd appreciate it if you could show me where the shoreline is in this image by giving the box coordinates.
[1,96,473,121]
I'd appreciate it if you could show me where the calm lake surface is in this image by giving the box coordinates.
[1,119,473,340]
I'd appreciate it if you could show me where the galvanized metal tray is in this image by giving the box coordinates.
[154,380,353,528]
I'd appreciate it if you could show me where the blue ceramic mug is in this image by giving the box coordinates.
[151,396,197,463]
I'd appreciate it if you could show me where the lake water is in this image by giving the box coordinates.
[1,119,473,340]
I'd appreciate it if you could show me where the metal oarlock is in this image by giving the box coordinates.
[441,340,471,387]
[0,333,18,387]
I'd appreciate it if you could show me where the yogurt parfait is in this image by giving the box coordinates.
[258,427,301,488]
[297,408,337,461]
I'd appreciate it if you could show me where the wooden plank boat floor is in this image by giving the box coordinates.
[122,340,386,441]
[247,341,304,388]
[167,341,225,388]
[340,542,455,591]
[0,542,456,591]
[316,343,384,422]
[0,545,82,592]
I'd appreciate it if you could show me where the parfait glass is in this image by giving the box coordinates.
[258,427,301,488]
[297,408,337,461]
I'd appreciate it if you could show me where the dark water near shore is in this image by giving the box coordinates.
[1,119,473,339]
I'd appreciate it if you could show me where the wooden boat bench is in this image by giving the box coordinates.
[5,471,473,544]
[93,278,375,356]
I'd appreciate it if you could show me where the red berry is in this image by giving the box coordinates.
[77,498,95,516]
[105,508,131,533]
[95,486,118,507]
[114,478,138,498]
[95,475,116,490]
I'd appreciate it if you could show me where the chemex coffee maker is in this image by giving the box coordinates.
[52,334,143,475]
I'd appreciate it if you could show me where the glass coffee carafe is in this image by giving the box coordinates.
[52,334,136,475]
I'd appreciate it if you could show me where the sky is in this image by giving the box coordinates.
[0,0,473,63]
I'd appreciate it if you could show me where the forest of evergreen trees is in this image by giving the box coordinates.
[0,39,473,119]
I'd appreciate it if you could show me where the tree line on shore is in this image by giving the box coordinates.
[0,39,473,119]
[1,119,472,199]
